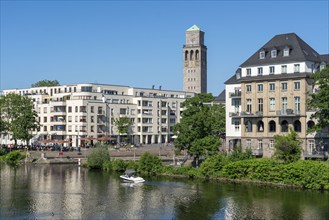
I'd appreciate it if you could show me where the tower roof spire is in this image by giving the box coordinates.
[186,25,201,32]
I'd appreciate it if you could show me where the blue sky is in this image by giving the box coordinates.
[1,1,328,95]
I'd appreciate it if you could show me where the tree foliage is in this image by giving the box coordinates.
[87,145,111,169]
[31,80,60,87]
[274,129,302,163]
[0,93,39,145]
[113,116,132,135]
[307,65,329,132]
[173,93,225,157]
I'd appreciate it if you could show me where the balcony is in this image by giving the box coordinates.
[229,92,241,98]
[276,109,301,117]
[229,112,240,118]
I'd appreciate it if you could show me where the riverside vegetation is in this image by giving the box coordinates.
[86,145,329,191]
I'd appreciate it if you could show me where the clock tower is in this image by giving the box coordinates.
[183,25,207,93]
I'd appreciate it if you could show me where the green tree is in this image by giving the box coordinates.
[173,93,225,157]
[0,93,39,145]
[307,65,329,132]
[274,129,302,163]
[113,116,133,144]
[87,145,110,169]
[31,80,60,87]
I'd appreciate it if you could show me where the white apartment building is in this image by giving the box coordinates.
[2,83,195,147]
[225,33,329,159]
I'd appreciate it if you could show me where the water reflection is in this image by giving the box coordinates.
[0,164,328,219]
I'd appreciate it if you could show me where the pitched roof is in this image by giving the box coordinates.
[240,33,322,67]
[214,89,225,103]
[186,25,201,32]
[320,54,329,63]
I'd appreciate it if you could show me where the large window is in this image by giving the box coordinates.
[269,66,275,74]
[234,120,240,132]
[294,120,301,132]
[294,64,300,73]
[281,65,287,74]
[269,120,276,132]
[294,82,300,90]
[257,120,264,132]
[294,96,300,114]
[245,120,252,132]
[281,82,288,90]
[269,83,275,91]
[246,85,252,92]
[269,140,274,149]
[246,99,252,113]
[258,98,263,112]
[282,97,287,113]
[258,67,263,76]
[257,84,263,92]
[281,120,289,132]
[269,98,275,111]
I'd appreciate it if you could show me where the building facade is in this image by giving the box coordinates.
[225,33,329,159]
[2,84,195,147]
[183,25,207,93]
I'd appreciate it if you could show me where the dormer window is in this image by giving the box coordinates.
[283,46,290,57]
[259,50,265,59]
[271,49,277,58]
[320,62,326,70]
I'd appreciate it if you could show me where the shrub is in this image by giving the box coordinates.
[200,154,228,178]
[138,152,163,175]
[87,145,110,169]
[274,129,302,163]
[111,159,128,172]
[227,146,254,162]
[5,150,24,165]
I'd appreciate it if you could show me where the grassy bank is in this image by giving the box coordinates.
[86,146,329,191]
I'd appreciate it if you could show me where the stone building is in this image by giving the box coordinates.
[225,33,329,159]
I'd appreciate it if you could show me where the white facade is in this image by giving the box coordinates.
[1,83,195,147]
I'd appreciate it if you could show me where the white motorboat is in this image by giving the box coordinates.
[120,169,145,183]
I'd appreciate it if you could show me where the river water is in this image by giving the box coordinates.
[0,164,328,220]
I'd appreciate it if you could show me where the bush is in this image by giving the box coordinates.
[200,154,228,178]
[111,159,128,172]
[274,129,302,163]
[87,146,110,169]
[5,150,24,165]
[227,146,254,162]
[138,152,163,175]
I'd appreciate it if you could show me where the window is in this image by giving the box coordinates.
[246,85,252,92]
[269,83,275,91]
[269,140,274,148]
[246,99,252,113]
[68,106,72,113]
[234,120,240,132]
[245,120,252,132]
[281,65,287,74]
[246,139,251,149]
[308,140,315,153]
[258,67,263,75]
[247,68,251,76]
[294,82,300,90]
[44,126,47,132]
[271,50,277,58]
[258,98,263,112]
[43,107,47,113]
[269,98,275,111]
[259,50,265,59]
[44,117,47,123]
[257,120,264,132]
[258,140,263,149]
[75,106,78,113]
[307,120,315,130]
[257,84,263,92]
[281,82,288,91]
[283,47,290,56]
[269,121,276,132]
[294,96,300,114]
[269,66,275,74]
[282,97,287,113]
[294,64,300,73]
[294,120,301,132]
[281,120,288,132]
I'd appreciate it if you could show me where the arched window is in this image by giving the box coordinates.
[294,120,301,132]
[245,120,252,132]
[269,120,276,132]
[190,50,194,60]
[307,120,315,130]
[257,120,264,132]
[281,120,288,132]
[195,50,199,60]
[185,51,188,60]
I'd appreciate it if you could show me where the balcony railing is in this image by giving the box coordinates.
[229,112,240,117]
[276,109,301,116]
[229,92,241,98]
